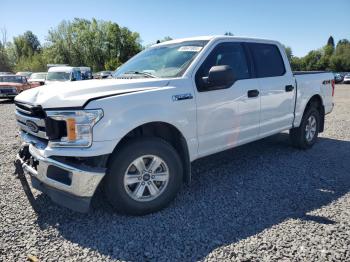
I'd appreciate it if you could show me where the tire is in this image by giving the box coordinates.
[290,103,320,149]
[104,137,183,215]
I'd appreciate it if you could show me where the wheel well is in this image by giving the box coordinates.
[305,95,325,132]
[111,122,191,183]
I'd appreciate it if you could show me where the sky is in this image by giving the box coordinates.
[0,0,349,57]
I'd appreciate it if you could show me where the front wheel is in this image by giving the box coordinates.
[290,105,320,149]
[104,137,183,215]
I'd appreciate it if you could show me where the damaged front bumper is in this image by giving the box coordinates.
[15,142,106,213]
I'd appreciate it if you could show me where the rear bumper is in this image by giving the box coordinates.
[16,143,106,212]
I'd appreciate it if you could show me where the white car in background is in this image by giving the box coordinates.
[45,66,82,84]
[28,72,47,86]
[343,74,350,84]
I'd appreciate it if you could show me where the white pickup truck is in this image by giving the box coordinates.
[14,36,334,215]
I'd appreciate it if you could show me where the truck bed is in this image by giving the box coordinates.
[293,72,334,129]
[293,71,330,75]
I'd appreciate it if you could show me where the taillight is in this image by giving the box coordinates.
[331,79,335,97]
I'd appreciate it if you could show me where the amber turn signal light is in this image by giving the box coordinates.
[66,118,76,141]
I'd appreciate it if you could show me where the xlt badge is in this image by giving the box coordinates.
[172,93,193,101]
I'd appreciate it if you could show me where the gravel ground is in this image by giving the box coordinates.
[0,85,349,261]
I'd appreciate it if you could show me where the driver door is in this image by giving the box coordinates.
[194,42,261,157]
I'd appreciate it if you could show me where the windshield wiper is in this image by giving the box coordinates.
[123,71,157,78]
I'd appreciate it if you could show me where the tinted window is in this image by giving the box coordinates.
[248,43,285,77]
[196,42,250,91]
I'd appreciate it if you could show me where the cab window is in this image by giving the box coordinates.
[195,42,250,91]
[248,43,286,78]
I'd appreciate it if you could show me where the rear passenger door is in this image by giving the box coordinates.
[247,43,295,138]
[194,42,261,157]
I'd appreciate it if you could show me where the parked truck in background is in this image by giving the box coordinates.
[14,36,334,215]
[0,75,38,99]
[45,66,82,85]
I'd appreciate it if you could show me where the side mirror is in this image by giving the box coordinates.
[202,65,235,89]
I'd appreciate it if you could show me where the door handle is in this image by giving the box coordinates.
[247,89,259,98]
[285,85,294,92]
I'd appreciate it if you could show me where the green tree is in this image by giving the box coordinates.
[283,46,293,62]
[45,18,142,71]
[327,36,335,48]
[282,46,303,71]
[14,52,48,72]
[0,42,12,71]
[13,31,41,59]
[302,50,322,70]
[0,28,12,71]
[290,56,304,71]
[224,32,234,36]
[329,39,350,71]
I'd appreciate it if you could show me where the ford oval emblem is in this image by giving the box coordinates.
[26,120,39,133]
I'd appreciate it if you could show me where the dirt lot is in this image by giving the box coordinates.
[0,85,349,261]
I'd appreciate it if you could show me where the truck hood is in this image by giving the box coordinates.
[15,78,169,109]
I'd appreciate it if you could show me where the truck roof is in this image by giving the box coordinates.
[153,35,281,47]
[48,66,79,73]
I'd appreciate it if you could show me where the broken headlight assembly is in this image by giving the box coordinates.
[45,109,104,148]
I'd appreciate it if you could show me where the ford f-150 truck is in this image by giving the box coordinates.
[14,36,334,215]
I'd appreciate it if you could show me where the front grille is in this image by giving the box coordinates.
[15,102,46,118]
[15,102,48,139]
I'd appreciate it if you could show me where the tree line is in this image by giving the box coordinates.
[1,20,349,73]
[0,18,142,72]
[285,36,350,72]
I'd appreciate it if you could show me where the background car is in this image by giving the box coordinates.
[334,73,343,83]
[343,74,350,84]
[28,72,47,86]
[93,71,113,79]
[16,71,32,78]
[0,75,34,99]
[45,66,82,84]
[79,67,92,80]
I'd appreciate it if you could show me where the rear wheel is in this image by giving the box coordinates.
[104,137,183,215]
[290,104,320,149]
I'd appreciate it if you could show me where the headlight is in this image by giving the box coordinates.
[45,109,103,147]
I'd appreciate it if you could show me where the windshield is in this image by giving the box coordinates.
[114,40,208,78]
[0,76,24,83]
[30,73,46,80]
[47,72,71,81]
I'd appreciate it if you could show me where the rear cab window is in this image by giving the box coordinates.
[247,43,286,78]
